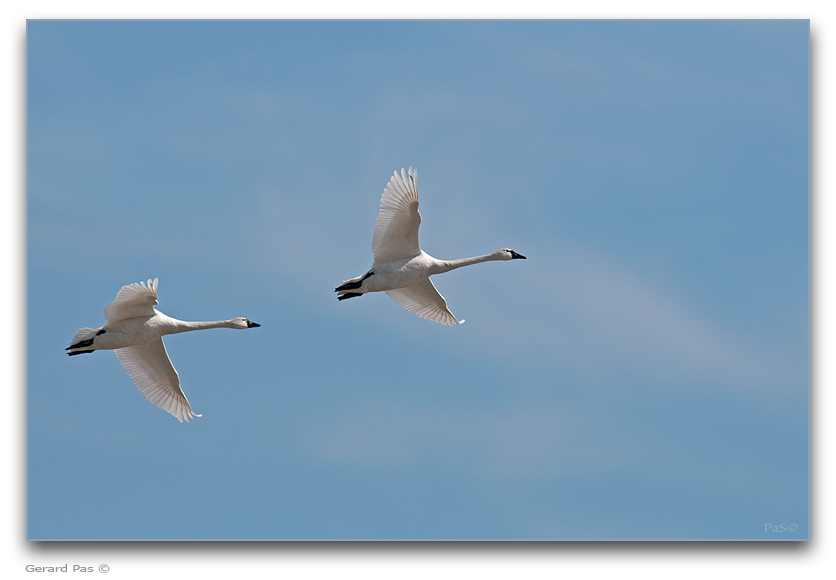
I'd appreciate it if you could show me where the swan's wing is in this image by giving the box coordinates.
[372,167,422,264]
[114,339,200,423]
[104,278,159,324]
[385,277,464,327]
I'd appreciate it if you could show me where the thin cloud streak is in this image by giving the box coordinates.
[467,239,804,397]
[297,402,635,479]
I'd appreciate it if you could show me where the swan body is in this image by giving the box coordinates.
[66,278,260,422]
[336,167,525,326]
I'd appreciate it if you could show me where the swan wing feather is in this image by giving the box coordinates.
[372,167,422,264]
[385,277,464,327]
[104,278,160,323]
[114,339,200,423]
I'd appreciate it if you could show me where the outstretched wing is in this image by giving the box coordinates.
[372,167,422,264]
[104,278,159,323]
[385,277,464,327]
[114,339,200,423]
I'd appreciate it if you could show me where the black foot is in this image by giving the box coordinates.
[338,292,363,301]
[68,350,95,356]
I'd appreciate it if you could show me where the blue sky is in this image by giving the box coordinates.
[26,19,808,540]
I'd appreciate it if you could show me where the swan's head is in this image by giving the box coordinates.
[230,317,261,329]
[496,248,526,260]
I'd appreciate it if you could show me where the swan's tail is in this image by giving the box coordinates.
[66,327,103,355]
[335,270,374,295]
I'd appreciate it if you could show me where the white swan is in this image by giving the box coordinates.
[66,278,260,422]
[336,167,526,325]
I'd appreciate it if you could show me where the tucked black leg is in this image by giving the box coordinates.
[337,292,363,301]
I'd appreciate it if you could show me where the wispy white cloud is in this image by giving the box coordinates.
[294,396,792,494]
[456,236,805,398]
[296,402,636,479]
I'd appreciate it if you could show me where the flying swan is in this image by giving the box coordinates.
[66,278,260,422]
[336,167,526,325]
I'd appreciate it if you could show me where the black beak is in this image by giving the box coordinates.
[247,321,261,328]
[510,251,526,259]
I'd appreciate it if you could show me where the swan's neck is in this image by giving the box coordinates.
[437,253,502,273]
[164,318,239,334]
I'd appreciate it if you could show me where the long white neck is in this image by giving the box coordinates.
[163,318,241,334]
[436,253,505,274]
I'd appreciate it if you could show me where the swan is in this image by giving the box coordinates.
[66,278,260,422]
[336,167,526,325]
